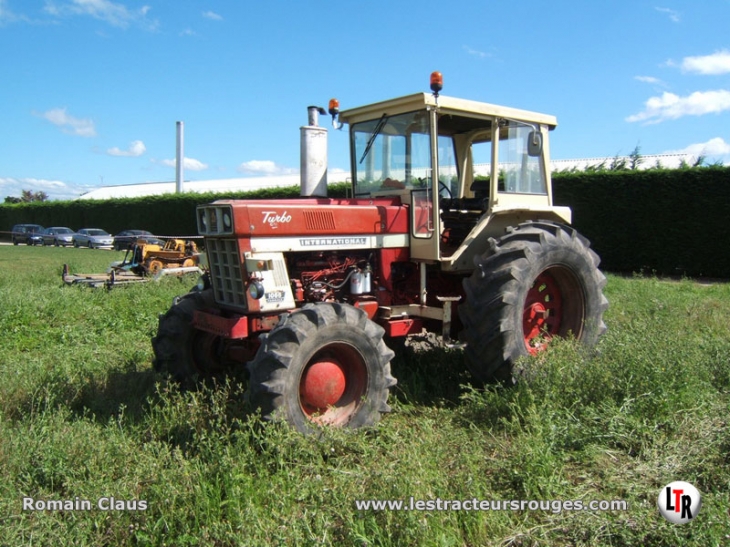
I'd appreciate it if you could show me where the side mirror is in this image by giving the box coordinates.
[528,130,543,157]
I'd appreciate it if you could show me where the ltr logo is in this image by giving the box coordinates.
[657,481,702,524]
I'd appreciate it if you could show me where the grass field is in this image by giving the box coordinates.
[0,245,728,546]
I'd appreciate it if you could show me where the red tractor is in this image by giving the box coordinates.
[153,74,607,432]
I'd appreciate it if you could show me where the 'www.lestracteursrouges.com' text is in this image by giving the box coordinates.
[355,498,629,513]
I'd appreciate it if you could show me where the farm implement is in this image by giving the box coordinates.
[62,238,203,288]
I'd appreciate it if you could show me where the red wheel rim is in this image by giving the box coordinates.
[523,270,564,355]
[299,343,367,426]
[300,361,346,409]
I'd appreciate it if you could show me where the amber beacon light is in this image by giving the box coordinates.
[430,71,443,96]
[328,98,340,128]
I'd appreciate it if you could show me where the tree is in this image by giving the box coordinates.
[21,190,49,202]
[628,145,644,170]
[4,190,48,204]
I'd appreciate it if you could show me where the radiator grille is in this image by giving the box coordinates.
[303,210,336,231]
[272,258,288,286]
[207,238,246,309]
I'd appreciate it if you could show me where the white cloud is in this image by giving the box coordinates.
[202,10,222,21]
[0,176,66,189]
[158,157,209,171]
[635,75,665,86]
[44,0,157,30]
[463,45,490,59]
[36,107,97,137]
[655,7,680,23]
[237,160,297,176]
[626,90,730,123]
[665,137,730,158]
[0,0,19,23]
[107,140,146,157]
[680,50,730,75]
[0,176,86,201]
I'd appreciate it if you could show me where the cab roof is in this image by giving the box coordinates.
[338,93,557,128]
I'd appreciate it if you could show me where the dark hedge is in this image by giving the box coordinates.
[2,170,729,278]
[553,166,730,278]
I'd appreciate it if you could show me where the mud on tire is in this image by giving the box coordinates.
[246,302,397,433]
[459,220,608,383]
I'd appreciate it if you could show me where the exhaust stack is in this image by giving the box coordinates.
[300,106,327,197]
[176,121,184,193]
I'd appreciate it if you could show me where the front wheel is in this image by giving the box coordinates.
[147,260,164,276]
[459,220,608,383]
[246,303,397,432]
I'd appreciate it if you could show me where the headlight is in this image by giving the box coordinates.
[223,212,232,229]
[247,280,265,300]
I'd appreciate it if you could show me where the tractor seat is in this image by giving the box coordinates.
[440,178,490,212]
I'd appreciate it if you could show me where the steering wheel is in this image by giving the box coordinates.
[438,180,452,199]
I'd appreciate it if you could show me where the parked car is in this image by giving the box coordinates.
[41,227,76,247]
[113,229,162,251]
[11,224,45,245]
[74,228,114,249]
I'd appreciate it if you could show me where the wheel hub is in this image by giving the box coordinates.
[300,360,347,411]
[523,271,563,354]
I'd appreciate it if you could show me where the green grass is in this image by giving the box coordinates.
[0,246,728,546]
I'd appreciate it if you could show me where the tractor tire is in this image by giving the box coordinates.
[147,260,164,276]
[246,302,397,432]
[152,288,226,385]
[459,220,608,383]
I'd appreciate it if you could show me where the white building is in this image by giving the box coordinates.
[77,154,696,200]
[78,173,349,200]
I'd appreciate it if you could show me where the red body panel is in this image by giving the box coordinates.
[218,198,409,237]
[193,310,249,339]
[200,197,444,342]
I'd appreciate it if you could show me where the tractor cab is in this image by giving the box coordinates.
[337,78,570,271]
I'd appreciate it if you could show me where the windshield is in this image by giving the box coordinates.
[87,229,109,236]
[351,111,432,196]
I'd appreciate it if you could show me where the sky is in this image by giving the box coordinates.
[1,0,730,201]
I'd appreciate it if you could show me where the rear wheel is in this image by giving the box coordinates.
[152,289,228,385]
[246,303,397,432]
[459,220,608,383]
